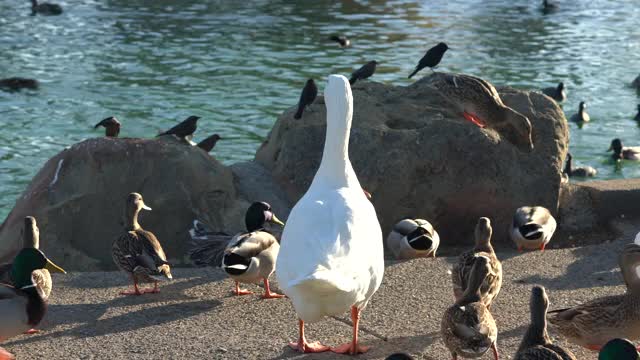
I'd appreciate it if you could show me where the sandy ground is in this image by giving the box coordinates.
[3,231,633,360]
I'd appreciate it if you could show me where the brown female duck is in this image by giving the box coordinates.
[112,193,172,296]
[452,217,502,308]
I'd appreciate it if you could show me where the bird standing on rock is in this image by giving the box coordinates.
[349,60,377,85]
[157,115,199,141]
[197,134,222,152]
[294,79,318,119]
[408,42,449,78]
[94,116,121,138]
[329,35,350,48]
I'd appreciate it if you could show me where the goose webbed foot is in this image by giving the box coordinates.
[331,306,370,354]
[289,319,330,353]
[0,346,15,360]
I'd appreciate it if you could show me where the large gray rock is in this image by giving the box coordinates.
[255,74,569,247]
[0,137,245,270]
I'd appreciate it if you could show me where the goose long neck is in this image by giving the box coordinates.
[317,114,352,186]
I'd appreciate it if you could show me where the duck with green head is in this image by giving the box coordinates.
[189,201,286,298]
[599,338,639,360]
[0,248,65,359]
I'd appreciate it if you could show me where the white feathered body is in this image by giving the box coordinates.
[276,74,384,324]
[510,206,557,250]
[387,218,440,259]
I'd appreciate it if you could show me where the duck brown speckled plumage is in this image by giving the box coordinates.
[515,286,577,360]
[452,217,502,309]
[547,243,640,350]
[425,72,534,152]
[442,255,499,360]
[112,193,172,296]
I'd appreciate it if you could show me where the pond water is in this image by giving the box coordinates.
[1,0,640,220]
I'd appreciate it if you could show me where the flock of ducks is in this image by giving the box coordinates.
[1,70,640,360]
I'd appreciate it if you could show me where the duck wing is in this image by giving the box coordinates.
[227,231,276,258]
[0,284,29,339]
[188,220,233,267]
[515,345,564,360]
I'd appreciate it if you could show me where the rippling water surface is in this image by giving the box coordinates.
[1,0,640,220]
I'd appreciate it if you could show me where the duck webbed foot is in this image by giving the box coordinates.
[233,281,253,296]
[261,278,285,299]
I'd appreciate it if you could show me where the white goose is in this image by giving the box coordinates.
[276,74,384,354]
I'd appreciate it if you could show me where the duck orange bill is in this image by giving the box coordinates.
[44,259,67,274]
[270,214,285,227]
[462,112,486,128]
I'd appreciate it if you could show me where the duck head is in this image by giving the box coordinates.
[557,82,565,92]
[608,138,623,159]
[474,217,494,253]
[245,202,284,232]
[578,101,587,112]
[125,192,151,230]
[23,216,40,249]
[11,248,65,290]
[599,338,639,360]
[529,285,549,327]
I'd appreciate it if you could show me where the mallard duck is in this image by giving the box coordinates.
[599,338,639,359]
[441,255,498,360]
[426,73,533,152]
[548,243,640,350]
[608,139,640,161]
[112,193,172,296]
[276,75,384,354]
[0,248,65,359]
[452,217,502,308]
[569,102,590,123]
[541,82,566,102]
[564,153,597,178]
[30,0,62,15]
[386,218,439,259]
[541,0,559,14]
[511,207,557,252]
[94,116,121,138]
[0,217,52,302]
[189,201,285,298]
[514,286,577,360]
[329,35,350,48]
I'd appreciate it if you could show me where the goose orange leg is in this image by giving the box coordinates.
[540,243,546,252]
[331,306,370,354]
[289,319,330,353]
[261,278,285,299]
[120,276,143,296]
[0,345,14,360]
[462,111,487,128]
[233,281,253,296]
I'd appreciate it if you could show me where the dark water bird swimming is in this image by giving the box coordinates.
[349,60,378,85]
[197,134,222,152]
[408,42,449,79]
[329,35,350,48]
[634,105,640,121]
[157,115,199,140]
[570,101,590,123]
[31,0,62,15]
[541,0,559,14]
[564,153,597,178]
[294,79,318,120]
[541,82,566,102]
[0,77,39,92]
[94,116,121,138]
[609,138,640,161]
